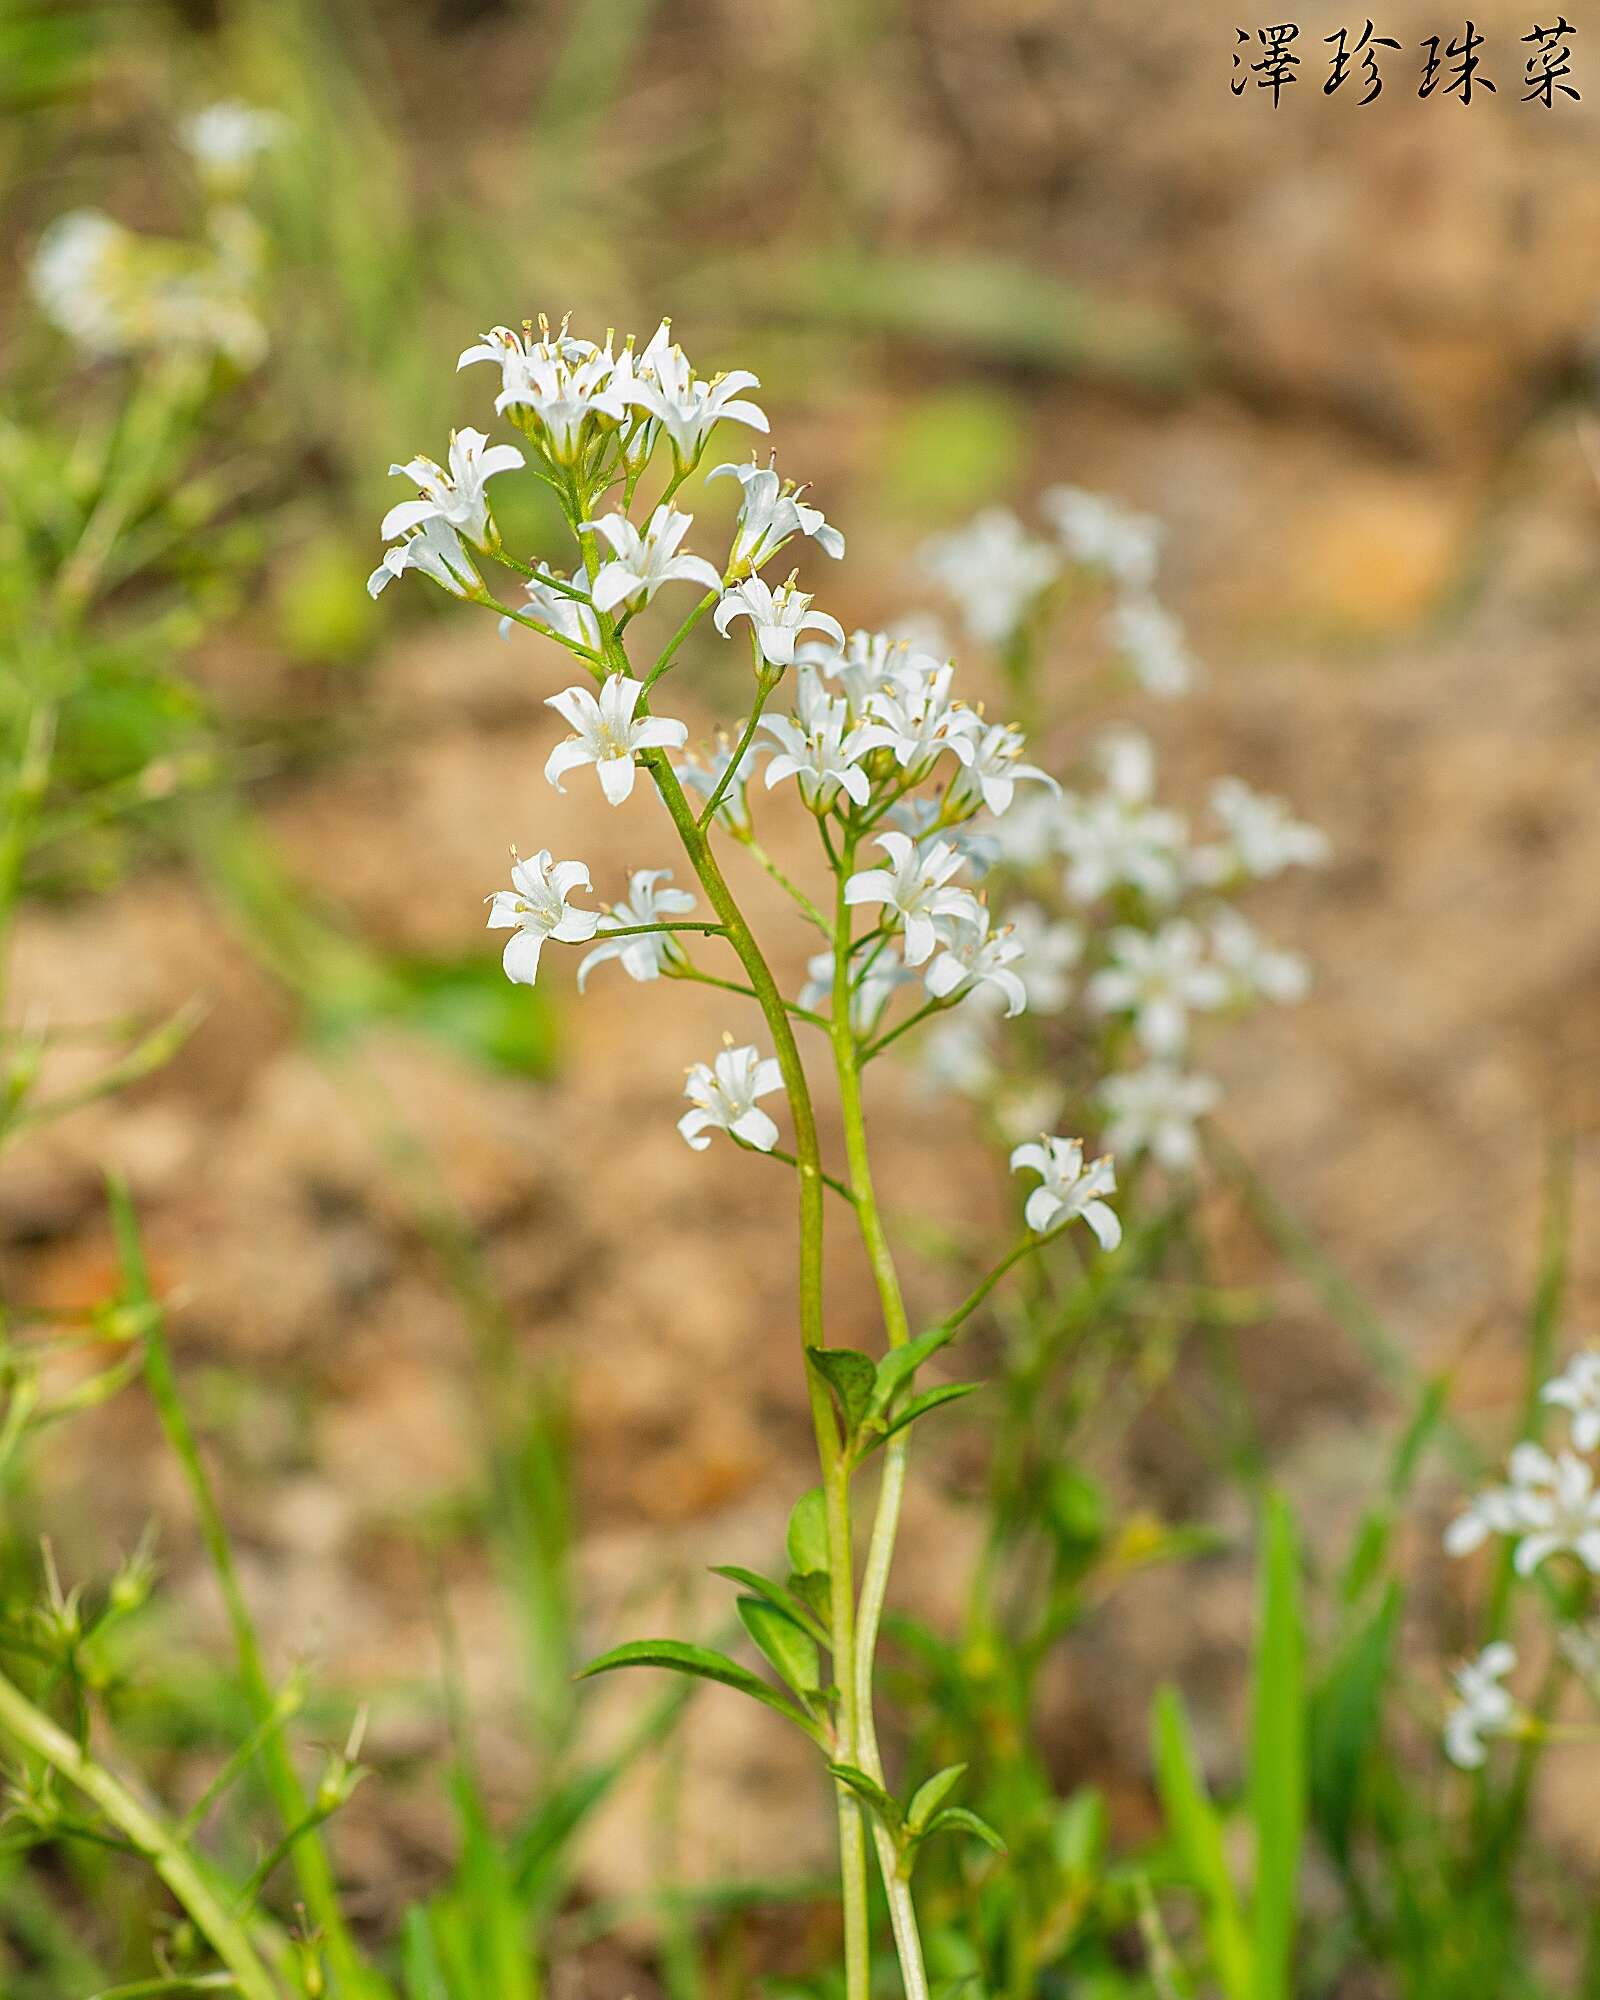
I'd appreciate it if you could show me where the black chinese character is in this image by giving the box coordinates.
[1232,25,1251,93]
[1523,18,1580,104]
[1420,21,1496,102]
[1253,22,1302,104]
[1326,19,1403,100]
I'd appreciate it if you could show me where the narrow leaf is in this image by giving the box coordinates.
[806,1346,878,1434]
[1250,1495,1305,2000]
[907,1763,967,1834]
[872,1326,955,1412]
[737,1597,821,1701]
[874,1381,981,1445]
[826,1763,902,1832]
[920,1806,1006,1856]
[786,1488,830,1579]
[1151,1686,1252,2000]
[710,1564,829,1647]
[577,1640,819,1736]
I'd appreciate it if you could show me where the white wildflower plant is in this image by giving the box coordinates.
[368,317,1348,2000]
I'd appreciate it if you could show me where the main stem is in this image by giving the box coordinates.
[830,845,930,2000]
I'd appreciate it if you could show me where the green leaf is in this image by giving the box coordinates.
[873,1381,982,1446]
[577,1640,819,1736]
[826,1763,903,1833]
[788,1569,832,1625]
[709,1565,829,1647]
[919,1806,1007,1857]
[906,1763,967,1835]
[1151,1686,1252,2000]
[1250,1495,1305,2000]
[806,1347,878,1435]
[737,1597,821,1701]
[872,1327,956,1413]
[1310,1581,1399,1867]
[786,1488,830,1579]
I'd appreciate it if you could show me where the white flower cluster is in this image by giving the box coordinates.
[30,103,283,368]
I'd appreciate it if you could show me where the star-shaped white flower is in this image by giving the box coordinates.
[459,321,624,463]
[715,576,844,669]
[1086,921,1228,1055]
[1004,905,1081,1013]
[1043,485,1162,593]
[1098,1063,1221,1172]
[679,734,760,833]
[761,691,875,811]
[543,675,688,806]
[500,565,602,650]
[1445,1442,1600,1575]
[382,427,526,549]
[1190,777,1331,885]
[1443,1643,1518,1770]
[921,507,1059,649]
[486,850,600,986]
[1058,730,1189,906]
[799,946,912,1035]
[858,660,980,776]
[1009,1136,1121,1248]
[580,505,723,614]
[923,906,1028,1018]
[795,628,907,714]
[577,869,696,990]
[1207,908,1310,1006]
[679,1044,785,1153]
[367,517,481,600]
[843,832,981,967]
[1543,1352,1600,1454]
[1108,595,1196,699]
[623,331,769,465]
[709,458,845,567]
[946,720,1058,818]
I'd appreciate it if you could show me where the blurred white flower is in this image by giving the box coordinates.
[544,675,688,806]
[924,907,1028,1017]
[1207,907,1311,1005]
[800,946,912,1033]
[1099,1063,1221,1171]
[367,517,481,599]
[1444,1643,1518,1770]
[576,870,696,990]
[844,832,980,967]
[679,1044,784,1153]
[1087,921,1228,1055]
[710,459,845,566]
[1009,1136,1121,1248]
[1191,777,1331,884]
[919,1010,999,1099]
[1004,905,1082,1012]
[1445,1442,1600,1575]
[987,791,1070,870]
[181,100,287,178]
[582,505,723,613]
[383,428,525,548]
[716,576,844,669]
[1058,731,1189,905]
[921,507,1059,648]
[679,734,760,833]
[1543,1352,1600,1453]
[1109,595,1195,698]
[486,850,600,985]
[1043,485,1162,592]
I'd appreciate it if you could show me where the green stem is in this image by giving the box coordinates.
[107,1184,383,2000]
[697,666,780,829]
[829,846,930,2000]
[0,1667,281,2000]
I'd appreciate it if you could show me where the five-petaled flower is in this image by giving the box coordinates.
[1445,1442,1600,1576]
[1009,1135,1121,1248]
[679,1043,785,1153]
[382,427,526,549]
[1443,1643,1519,1770]
[710,458,845,568]
[1086,920,1229,1055]
[762,690,875,811]
[1098,1063,1221,1172]
[577,869,697,990]
[1544,1351,1600,1454]
[923,906,1029,1018]
[544,674,688,806]
[844,831,981,967]
[367,516,481,600]
[715,576,845,670]
[581,505,723,614]
[623,331,769,466]
[486,850,600,986]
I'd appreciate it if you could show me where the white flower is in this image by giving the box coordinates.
[1003,905,1081,1013]
[843,832,981,967]
[1445,1443,1600,1575]
[367,516,481,599]
[924,906,1028,1017]
[1043,486,1162,593]
[458,319,624,463]
[181,101,287,177]
[1543,1352,1600,1454]
[1444,1643,1519,1770]
[581,505,723,613]
[679,734,759,833]
[500,565,602,650]
[920,507,1059,648]
[800,946,911,1034]
[1191,778,1331,884]
[382,428,526,549]
[1109,595,1196,698]
[710,459,845,566]
[946,720,1058,818]
[1087,922,1229,1055]
[797,628,906,713]
[858,660,981,776]
[1009,1136,1121,1248]
[1098,1063,1221,1172]
[577,870,696,990]
[486,850,600,985]
[761,691,875,810]
[679,1044,784,1153]
[715,576,844,669]
[543,675,688,806]
[987,792,1070,870]
[1206,908,1310,1006]
[919,1011,999,1099]
[1058,731,1189,906]
[622,329,769,465]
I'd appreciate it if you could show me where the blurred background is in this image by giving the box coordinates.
[2,0,1599,1992]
